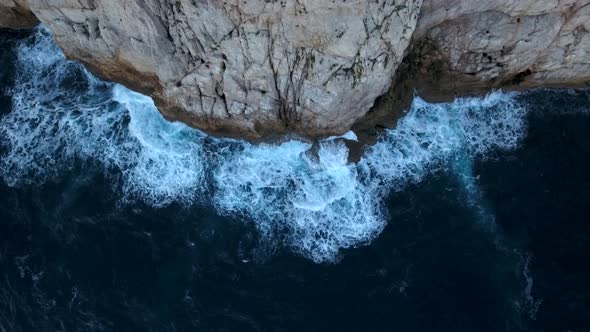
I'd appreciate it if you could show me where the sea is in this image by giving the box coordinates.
[1,27,589,331]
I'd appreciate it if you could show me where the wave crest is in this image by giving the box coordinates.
[0,28,528,262]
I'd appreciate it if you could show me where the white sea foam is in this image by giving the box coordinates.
[112,86,207,206]
[0,28,529,262]
[214,139,382,261]
[0,28,118,183]
[0,28,206,206]
[360,95,527,190]
[326,130,359,142]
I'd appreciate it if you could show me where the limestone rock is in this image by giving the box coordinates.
[1,0,589,140]
[24,0,422,139]
[402,0,590,100]
[0,0,38,29]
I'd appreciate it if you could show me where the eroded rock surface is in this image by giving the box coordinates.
[24,0,421,139]
[1,0,590,139]
[402,0,590,100]
[0,0,38,29]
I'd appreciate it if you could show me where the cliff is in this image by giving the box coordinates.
[0,0,38,29]
[402,0,590,100]
[1,0,589,139]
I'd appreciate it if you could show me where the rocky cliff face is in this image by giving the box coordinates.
[402,0,590,100]
[19,0,421,139]
[0,0,38,29]
[1,0,590,139]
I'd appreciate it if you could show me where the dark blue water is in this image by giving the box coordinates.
[1,28,590,332]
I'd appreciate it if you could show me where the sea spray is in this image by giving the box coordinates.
[0,28,528,262]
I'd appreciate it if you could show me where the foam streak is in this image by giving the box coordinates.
[0,28,528,262]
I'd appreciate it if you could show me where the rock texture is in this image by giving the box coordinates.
[25,0,421,139]
[398,0,590,101]
[0,0,38,29]
[1,0,590,139]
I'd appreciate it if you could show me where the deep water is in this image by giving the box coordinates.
[1,28,590,332]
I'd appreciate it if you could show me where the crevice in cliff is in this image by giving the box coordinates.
[266,25,289,130]
[510,69,533,85]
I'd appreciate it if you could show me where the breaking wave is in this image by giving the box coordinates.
[0,28,528,262]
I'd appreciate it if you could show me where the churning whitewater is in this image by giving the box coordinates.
[0,29,528,262]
